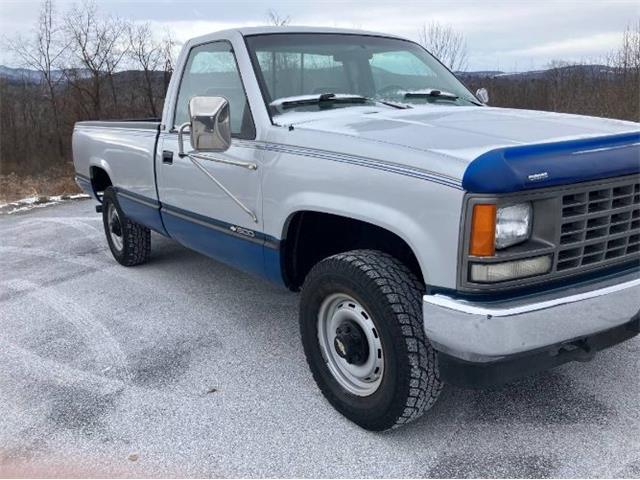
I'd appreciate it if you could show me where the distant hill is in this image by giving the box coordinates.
[456,64,619,80]
[0,65,52,83]
[0,63,623,85]
[0,65,90,84]
[454,70,504,78]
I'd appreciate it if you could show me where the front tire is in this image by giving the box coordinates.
[102,187,151,266]
[300,249,442,431]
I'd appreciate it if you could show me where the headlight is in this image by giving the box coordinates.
[495,203,532,249]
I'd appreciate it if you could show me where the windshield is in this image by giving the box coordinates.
[245,33,478,115]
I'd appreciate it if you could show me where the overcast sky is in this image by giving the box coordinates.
[0,0,638,71]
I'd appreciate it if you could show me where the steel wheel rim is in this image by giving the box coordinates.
[317,293,384,397]
[107,203,124,252]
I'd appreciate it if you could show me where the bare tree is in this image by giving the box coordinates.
[617,20,640,71]
[418,22,468,72]
[128,22,163,116]
[613,21,640,119]
[7,0,68,156]
[160,30,177,100]
[63,1,128,117]
[266,9,291,26]
[103,17,129,114]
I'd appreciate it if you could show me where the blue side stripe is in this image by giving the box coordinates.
[463,132,640,194]
[161,202,279,247]
[115,189,167,235]
[116,188,160,207]
[161,203,285,286]
[112,188,285,286]
[161,208,271,280]
[235,140,463,190]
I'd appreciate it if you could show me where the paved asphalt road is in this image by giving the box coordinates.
[0,199,638,478]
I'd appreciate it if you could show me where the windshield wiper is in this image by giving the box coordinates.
[403,89,459,100]
[272,93,368,110]
[270,93,410,111]
[403,89,484,106]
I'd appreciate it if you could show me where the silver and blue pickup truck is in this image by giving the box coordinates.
[73,26,640,431]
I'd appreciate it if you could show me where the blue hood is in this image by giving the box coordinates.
[462,132,640,193]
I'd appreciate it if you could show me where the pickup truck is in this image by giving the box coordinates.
[73,26,640,431]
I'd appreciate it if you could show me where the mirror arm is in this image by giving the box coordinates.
[174,101,257,222]
[187,155,258,223]
[187,152,257,171]
[177,122,190,158]
[176,122,256,170]
[175,121,258,222]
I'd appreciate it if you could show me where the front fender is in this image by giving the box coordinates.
[263,160,464,290]
[279,192,436,283]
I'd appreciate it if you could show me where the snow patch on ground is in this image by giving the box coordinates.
[0,194,90,215]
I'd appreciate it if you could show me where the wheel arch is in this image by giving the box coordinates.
[279,207,428,290]
[89,163,113,201]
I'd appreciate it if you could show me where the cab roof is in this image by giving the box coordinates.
[188,26,406,46]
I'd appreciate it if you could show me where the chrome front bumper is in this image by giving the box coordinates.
[423,270,640,362]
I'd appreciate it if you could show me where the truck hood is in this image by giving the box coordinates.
[278,106,640,192]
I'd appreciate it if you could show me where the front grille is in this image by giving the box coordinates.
[557,178,640,272]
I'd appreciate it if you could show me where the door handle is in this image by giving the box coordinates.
[162,150,173,165]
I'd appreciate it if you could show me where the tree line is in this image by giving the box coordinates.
[0,3,638,179]
[1,0,175,176]
[462,22,640,123]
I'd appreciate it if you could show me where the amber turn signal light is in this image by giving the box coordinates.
[470,204,497,256]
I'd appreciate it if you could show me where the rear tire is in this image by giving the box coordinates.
[299,249,442,431]
[102,187,151,266]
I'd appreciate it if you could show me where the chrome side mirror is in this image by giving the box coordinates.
[178,96,231,156]
[475,88,489,105]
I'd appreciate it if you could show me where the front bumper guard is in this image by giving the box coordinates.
[423,271,640,363]
[423,270,640,387]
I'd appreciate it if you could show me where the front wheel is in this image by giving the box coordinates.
[300,250,442,431]
[102,187,151,266]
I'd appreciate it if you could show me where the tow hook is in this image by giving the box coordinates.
[559,339,595,363]
[95,204,103,213]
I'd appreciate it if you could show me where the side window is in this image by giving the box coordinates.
[174,41,255,139]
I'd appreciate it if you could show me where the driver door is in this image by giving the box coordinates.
[157,40,265,277]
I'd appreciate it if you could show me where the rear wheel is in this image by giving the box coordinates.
[102,187,151,266]
[300,249,442,431]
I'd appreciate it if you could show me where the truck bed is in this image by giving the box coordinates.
[72,119,163,232]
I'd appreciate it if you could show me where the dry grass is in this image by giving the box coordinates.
[0,165,81,204]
